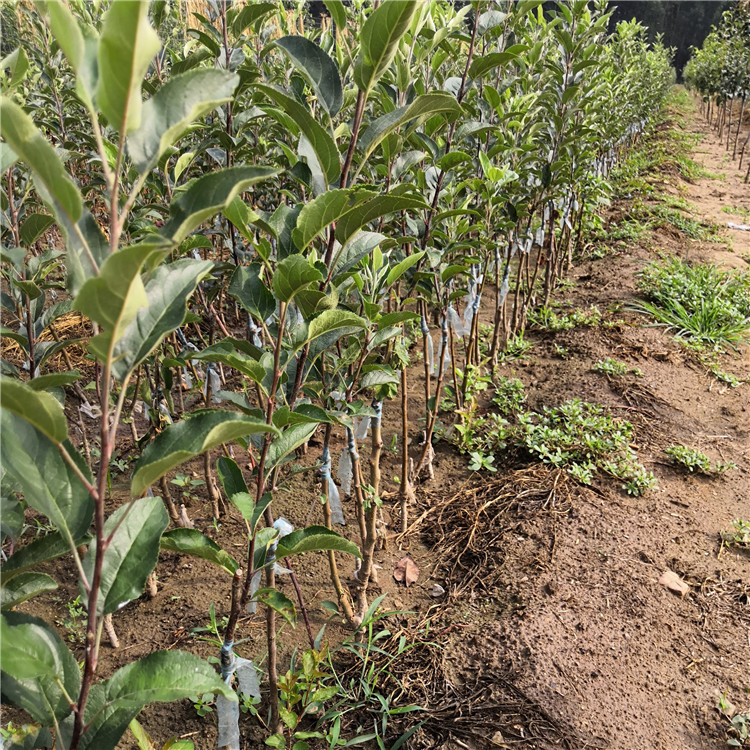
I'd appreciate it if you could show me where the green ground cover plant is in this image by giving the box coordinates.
[633,257,750,348]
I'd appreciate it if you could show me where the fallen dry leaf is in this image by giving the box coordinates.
[659,569,689,597]
[393,556,419,587]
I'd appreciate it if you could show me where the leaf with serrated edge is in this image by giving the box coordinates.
[131,411,278,496]
[276,526,361,559]
[128,69,239,175]
[160,529,238,575]
[0,378,67,445]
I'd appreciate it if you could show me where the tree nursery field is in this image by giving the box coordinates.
[1,2,749,749]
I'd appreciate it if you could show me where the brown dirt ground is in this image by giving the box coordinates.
[3,93,749,750]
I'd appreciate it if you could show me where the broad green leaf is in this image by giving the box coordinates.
[0,97,82,227]
[84,496,168,617]
[266,423,317,470]
[0,532,77,582]
[272,255,323,302]
[302,309,367,350]
[19,213,55,247]
[131,410,278,496]
[224,196,276,241]
[96,0,160,133]
[385,250,424,286]
[357,93,462,169]
[1,572,58,611]
[78,651,236,750]
[160,166,278,245]
[27,370,81,391]
[0,378,67,445]
[228,263,275,321]
[335,194,427,247]
[0,47,29,90]
[359,369,399,389]
[0,612,80,725]
[160,529,238,575]
[250,492,273,534]
[331,231,385,278]
[216,456,248,498]
[323,0,346,29]
[292,189,356,251]
[190,341,266,389]
[274,36,343,116]
[253,588,296,627]
[256,85,340,186]
[354,1,417,93]
[0,141,17,172]
[110,259,213,382]
[128,69,239,175]
[275,526,361,559]
[41,0,99,108]
[272,404,333,427]
[76,242,168,362]
[231,2,277,35]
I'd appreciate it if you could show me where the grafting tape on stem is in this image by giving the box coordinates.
[321,446,345,525]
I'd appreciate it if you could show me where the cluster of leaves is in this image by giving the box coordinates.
[665,444,735,475]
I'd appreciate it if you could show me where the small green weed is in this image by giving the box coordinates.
[518,400,656,495]
[719,693,750,747]
[56,595,86,644]
[592,358,642,378]
[491,376,526,416]
[633,257,750,349]
[665,444,735,475]
[528,305,602,332]
[721,205,750,221]
[720,519,750,550]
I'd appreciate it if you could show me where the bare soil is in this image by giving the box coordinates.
[4,94,749,750]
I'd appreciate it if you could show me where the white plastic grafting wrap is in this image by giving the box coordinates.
[353,417,369,441]
[371,400,382,431]
[447,305,467,337]
[247,519,294,614]
[236,656,261,698]
[203,364,221,404]
[216,691,240,750]
[321,446,345,525]
[435,315,450,376]
[248,317,262,348]
[337,448,353,496]
[158,402,173,424]
[342,427,359,491]
[420,315,434,373]
[535,225,545,247]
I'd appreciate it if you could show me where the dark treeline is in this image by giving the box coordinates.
[607,2,730,77]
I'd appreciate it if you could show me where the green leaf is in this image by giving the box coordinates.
[253,588,296,627]
[292,189,357,251]
[354,1,418,93]
[160,529,238,575]
[272,255,323,302]
[274,36,343,116]
[0,532,78,582]
[335,194,427,248]
[1,572,58,611]
[331,230,385,278]
[76,242,169,363]
[41,0,99,109]
[96,0,160,133]
[256,85,340,186]
[0,378,67,445]
[19,213,55,248]
[265,423,317,470]
[305,309,367,347]
[110,259,213,382]
[216,456,248,499]
[128,69,239,175]
[191,341,266,389]
[78,651,236,750]
[275,526,361,559]
[323,0,346,29]
[0,612,80,725]
[357,93,462,168]
[84,496,168,617]
[0,47,29,91]
[385,250,424,286]
[359,369,398,390]
[231,2,277,35]
[249,492,273,534]
[131,410,278,496]
[0,97,82,227]
[26,370,81,391]
[160,166,278,245]
[228,263,275,321]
